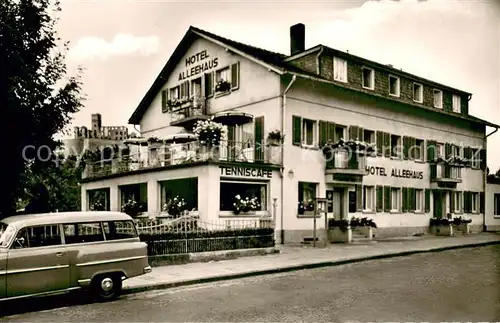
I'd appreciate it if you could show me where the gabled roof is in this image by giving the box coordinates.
[128,26,315,124]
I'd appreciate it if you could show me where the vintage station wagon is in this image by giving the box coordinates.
[0,211,151,302]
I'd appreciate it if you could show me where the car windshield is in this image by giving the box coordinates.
[0,222,15,247]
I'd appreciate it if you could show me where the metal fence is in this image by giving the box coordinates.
[135,217,275,255]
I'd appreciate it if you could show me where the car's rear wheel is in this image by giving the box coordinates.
[90,274,122,302]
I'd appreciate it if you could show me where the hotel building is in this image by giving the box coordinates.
[80,24,498,243]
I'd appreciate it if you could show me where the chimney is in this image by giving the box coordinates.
[290,23,305,56]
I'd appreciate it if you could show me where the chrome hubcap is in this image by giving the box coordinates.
[101,278,114,292]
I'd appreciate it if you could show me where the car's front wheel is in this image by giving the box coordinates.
[90,274,123,302]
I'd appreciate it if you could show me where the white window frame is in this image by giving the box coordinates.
[391,188,401,212]
[413,139,424,161]
[190,77,202,98]
[301,118,317,147]
[390,134,402,158]
[454,191,462,213]
[436,142,444,158]
[471,192,479,213]
[363,129,375,145]
[413,83,423,103]
[362,67,375,90]
[333,56,348,83]
[452,94,461,113]
[433,89,443,109]
[218,180,269,216]
[452,145,462,158]
[450,166,461,180]
[169,86,180,100]
[471,148,480,169]
[388,75,400,97]
[363,186,375,212]
[415,189,424,212]
[216,67,230,83]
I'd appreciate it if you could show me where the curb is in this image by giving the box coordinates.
[122,239,500,295]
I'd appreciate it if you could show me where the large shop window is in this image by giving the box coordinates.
[160,177,198,212]
[87,188,110,211]
[119,183,148,212]
[220,181,267,211]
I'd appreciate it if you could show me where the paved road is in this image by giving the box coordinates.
[2,245,500,321]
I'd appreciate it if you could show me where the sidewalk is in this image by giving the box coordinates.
[123,233,500,295]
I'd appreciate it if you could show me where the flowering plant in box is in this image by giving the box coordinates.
[167,96,192,108]
[233,195,260,214]
[162,195,188,217]
[121,199,141,217]
[215,79,231,92]
[193,120,227,146]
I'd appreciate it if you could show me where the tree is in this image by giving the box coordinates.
[0,0,84,218]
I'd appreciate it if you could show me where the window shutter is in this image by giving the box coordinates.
[356,185,363,212]
[376,186,383,212]
[402,187,408,213]
[161,90,168,113]
[357,127,364,142]
[480,148,487,170]
[254,116,264,161]
[403,137,409,160]
[425,189,430,213]
[376,131,383,156]
[409,188,415,212]
[460,191,464,213]
[231,62,240,90]
[445,143,451,158]
[384,186,391,212]
[348,126,359,140]
[480,191,485,213]
[426,140,435,162]
[450,192,455,214]
[185,81,190,98]
[464,147,471,167]
[410,137,417,160]
[327,122,336,143]
[292,116,302,146]
[204,72,214,97]
[383,132,391,158]
[319,121,328,147]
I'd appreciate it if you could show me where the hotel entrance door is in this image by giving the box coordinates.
[432,190,446,219]
[327,188,344,220]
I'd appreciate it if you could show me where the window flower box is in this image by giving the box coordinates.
[323,139,376,156]
[452,216,472,234]
[233,195,260,215]
[167,96,193,109]
[298,200,315,215]
[350,217,377,239]
[215,80,231,93]
[162,195,188,218]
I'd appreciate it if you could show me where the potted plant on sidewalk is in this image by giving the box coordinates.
[327,219,351,243]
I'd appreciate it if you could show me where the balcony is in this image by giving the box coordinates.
[82,140,282,179]
[325,150,368,177]
[169,96,210,130]
[430,164,462,187]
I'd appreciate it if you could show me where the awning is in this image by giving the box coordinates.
[163,133,198,144]
[212,112,253,126]
[123,138,148,146]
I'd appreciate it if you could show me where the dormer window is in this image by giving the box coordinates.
[433,89,443,108]
[389,75,400,97]
[452,94,461,113]
[362,67,375,90]
[333,57,347,83]
[413,83,423,103]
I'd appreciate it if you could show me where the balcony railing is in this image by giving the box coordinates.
[83,140,282,179]
[430,164,462,182]
[325,150,368,175]
[170,97,209,127]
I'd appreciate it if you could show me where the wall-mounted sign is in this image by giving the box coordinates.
[179,49,219,81]
[220,166,273,178]
[365,166,423,180]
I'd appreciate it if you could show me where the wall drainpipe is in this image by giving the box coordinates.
[316,46,324,75]
[280,74,297,244]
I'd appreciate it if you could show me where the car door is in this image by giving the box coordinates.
[6,224,70,298]
[0,248,7,299]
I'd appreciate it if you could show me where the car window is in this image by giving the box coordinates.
[63,222,105,244]
[0,223,16,247]
[11,225,62,249]
[102,220,138,240]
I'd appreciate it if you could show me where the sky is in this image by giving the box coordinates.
[56,0,500,169]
